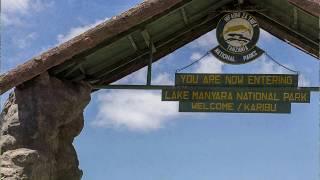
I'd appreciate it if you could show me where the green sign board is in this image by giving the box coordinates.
[159,73,310,114]
[162,87,310,103]
[179,101,291,113]
[175,73,298,87]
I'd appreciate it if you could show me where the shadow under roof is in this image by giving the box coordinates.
[0,0,319,94]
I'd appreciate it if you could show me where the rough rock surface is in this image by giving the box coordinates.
[0,72,91,180]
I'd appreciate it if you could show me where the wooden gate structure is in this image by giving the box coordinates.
[0,0,319,179]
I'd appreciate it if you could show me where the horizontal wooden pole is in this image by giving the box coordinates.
[94,85,173,90]
[94,85,320,92]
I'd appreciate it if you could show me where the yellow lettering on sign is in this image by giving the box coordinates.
[225,75,244,85]
[283,92,308,102]
[164,90,189,100]
[180,75,198,84]
[236,92,279,101]
[192,91,233,101]
[192,103,207,110]
[247,75,294,85]
[202,75,221,85]
[209,102,234,111]
[191,102,234,111]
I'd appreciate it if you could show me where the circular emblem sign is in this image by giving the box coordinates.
[212,12,264,64]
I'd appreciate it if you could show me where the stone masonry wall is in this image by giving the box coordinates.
[0,72,91,180]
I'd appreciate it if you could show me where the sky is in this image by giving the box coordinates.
[1,0,319,180]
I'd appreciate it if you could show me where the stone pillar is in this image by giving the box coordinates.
[0,72,91,180]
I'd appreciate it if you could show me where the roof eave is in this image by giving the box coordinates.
[0,0,191,95]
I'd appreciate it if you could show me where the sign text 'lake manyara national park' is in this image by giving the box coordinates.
[162,74,310,113]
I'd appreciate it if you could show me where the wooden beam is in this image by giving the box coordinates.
[288,0,320,17]
[67,0,233,82]
[95,13,224,86]
[292,7,298,29]
[86,12,223,83]
[127,35,138,51]
[253,12,319,59]
[141,29,156,52]
[63,58,86,77]
[180,7,189,25]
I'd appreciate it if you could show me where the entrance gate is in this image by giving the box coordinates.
[0,0,319,179]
